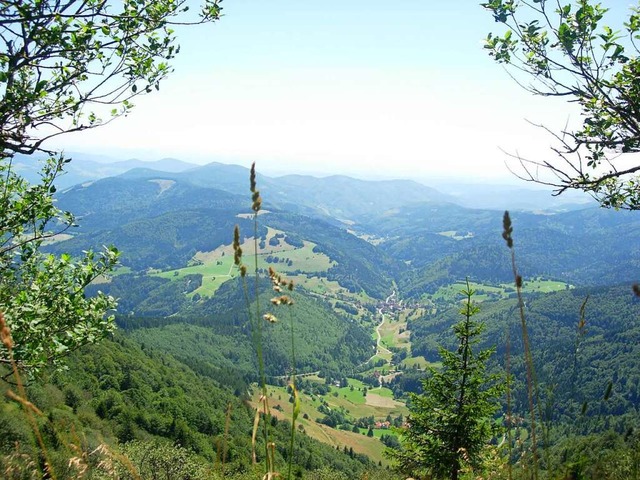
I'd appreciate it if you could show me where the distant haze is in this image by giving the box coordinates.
[12,151,593,211]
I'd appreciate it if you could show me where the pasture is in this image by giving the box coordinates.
[251,377,407,465]
[154,227,336,297]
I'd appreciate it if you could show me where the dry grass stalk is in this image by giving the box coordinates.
[502,212,540,480]
[1,311,56,479]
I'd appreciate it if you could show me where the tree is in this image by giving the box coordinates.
[483,0,640,209]
[0,0,222,376]
[389,282,504,480]
[0,0,221,156]
[115,440,210,480]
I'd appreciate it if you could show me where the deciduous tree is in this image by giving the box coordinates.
[483,0,640,209]
[0,0,222,376]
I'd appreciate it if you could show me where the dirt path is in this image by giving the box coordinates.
[375,314,392,357]
[362,311,391,366]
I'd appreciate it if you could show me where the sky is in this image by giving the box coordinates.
[53,1,588,182]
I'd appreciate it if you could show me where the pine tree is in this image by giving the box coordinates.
[390,280,504,480]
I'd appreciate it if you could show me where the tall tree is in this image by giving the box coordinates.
[0,0,222,376]
[390,281,504,480]
[483,0,640,209]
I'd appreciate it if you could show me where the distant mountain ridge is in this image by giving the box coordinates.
[12,152,199,189]
[13,150,595,211]
[53,164,640,298]
[54,172,398,298]
[116,162,453,222]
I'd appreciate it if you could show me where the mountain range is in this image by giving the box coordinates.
[3,155,639,474]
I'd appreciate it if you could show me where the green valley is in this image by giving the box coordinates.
[3,161,640,478]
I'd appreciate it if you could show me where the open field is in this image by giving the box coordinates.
[154,228,335,297]
[288,275,345,296]
[437,230,473,240]
[150,227,381,311]
[401,356,440,370]
[429,278,572,303]
[515,278,573,293]
[250,378,407,465]
[378,314,410,352]
[328,384,405,419]
[155,251,236,297]
[366,392,402,408]
[41,233,74,245]
[112,266,133,276]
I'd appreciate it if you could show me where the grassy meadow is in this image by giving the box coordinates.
[251,377,407,465]
[154,227,336,297]
[428,278,571,303]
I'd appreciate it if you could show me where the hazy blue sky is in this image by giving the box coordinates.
[55,1,588,181]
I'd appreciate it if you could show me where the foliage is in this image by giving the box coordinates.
[409,283,640,430]
[0,158,118,374]
[390,282,504,480]
[116,440,212,480]
[483,0,640,209]
[0,0,221,155]
[107,277,374,382]
[389,206,640,298]
[53,176,256,272]
[0,333,381,479]
[547,430,640,480]
[265,212,397,299]
[0,0,223,375]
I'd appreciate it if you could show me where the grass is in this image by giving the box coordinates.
[326,382,406,419]
[337,383,367,405]
[384,326,410,351]
[380,331,396,349]
[369,387,395,399]
[257,242,334,273]
[153,228,336,297]
[428,279,571,303]
[40,233,74,245]
[155,252,236,297]
[437,230,474,240]
[112,265,132,275]
[288,275,344,296]
[517,278,572,293]
[250,376,408,466]
[401,356,440,370]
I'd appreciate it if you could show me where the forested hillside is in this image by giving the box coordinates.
[0,334,384,479]
[408,285,640,425]
[3,159,640,478]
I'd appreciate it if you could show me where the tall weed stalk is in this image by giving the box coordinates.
[505,323,513,480]
[233,163,298,478]
[502,211,545,479]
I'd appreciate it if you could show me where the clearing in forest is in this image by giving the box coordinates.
[154,227,335,297]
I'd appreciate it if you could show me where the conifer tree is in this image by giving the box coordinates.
[390,280,504,480]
